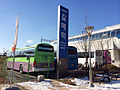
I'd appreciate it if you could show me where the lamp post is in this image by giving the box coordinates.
[85,26,94,87]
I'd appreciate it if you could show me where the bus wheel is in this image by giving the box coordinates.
[19,65,23,74]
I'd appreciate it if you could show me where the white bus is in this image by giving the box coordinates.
[78,50,111,68]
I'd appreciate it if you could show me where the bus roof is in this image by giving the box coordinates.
[7,43,52,52]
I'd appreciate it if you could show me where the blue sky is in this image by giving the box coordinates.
[0,0,120,52]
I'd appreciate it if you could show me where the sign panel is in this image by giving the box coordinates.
[57,5,69,58]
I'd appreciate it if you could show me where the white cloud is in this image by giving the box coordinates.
[26,40,34,44]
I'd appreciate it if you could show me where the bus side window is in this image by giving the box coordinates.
[19,52,21,56]
[21,51,25,57]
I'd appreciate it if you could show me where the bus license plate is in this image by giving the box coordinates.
[43,65,48,68]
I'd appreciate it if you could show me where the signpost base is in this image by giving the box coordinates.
[59,58,68,78]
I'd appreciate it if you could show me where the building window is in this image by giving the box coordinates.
[97,33,102,39]
[91,34,98,40]
[102,32,107,39]
[95,34,99,40]
[107,31,110,38]
[78,37,82,42]
[116,29,120,39]
[69,39,72,42]
[93,34,99,40]
[91,34,94,40]
[78,52,94,58]
[111,30,116,37]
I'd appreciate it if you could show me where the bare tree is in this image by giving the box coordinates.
[72,15,89,72]
[92,34,111,51]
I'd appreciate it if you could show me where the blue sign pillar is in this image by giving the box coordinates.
[57,5,69,79]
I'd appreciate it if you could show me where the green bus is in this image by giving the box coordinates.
[7,43,55,73]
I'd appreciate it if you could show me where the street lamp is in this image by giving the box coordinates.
[85,26,94,87]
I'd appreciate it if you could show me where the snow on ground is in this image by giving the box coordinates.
[94,80,120,90]
[2,77,120,90]
[72,77,120,90]
[71,77,89,86]
[58,77,89,90]
[17,79,53,90]
[59,77,120,90]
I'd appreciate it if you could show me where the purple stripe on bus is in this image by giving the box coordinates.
[7,61,54,72]
[7,61,33,72]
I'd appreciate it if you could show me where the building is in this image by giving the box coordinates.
[51,24,120,67]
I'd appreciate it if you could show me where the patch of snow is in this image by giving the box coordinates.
[96,80,120,90]
[87,80,120,90]
[71,77,89,86]
[68,77,120,90]
[17,79,53,90]
[59,81,77,87]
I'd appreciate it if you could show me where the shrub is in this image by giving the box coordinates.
[0,56,7,78]
[102,64,119,73]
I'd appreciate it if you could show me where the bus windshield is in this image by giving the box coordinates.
[68,49,77,55]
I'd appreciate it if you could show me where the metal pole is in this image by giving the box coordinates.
[47,58,50,78]
[27,55,30,81]
[88,34,94,87]
[57,58,59,80]
[41,38,42,43]
[12,51,15,71]
[11,50,15,84]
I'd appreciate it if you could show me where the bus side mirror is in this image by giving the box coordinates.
[27,56,30,60]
